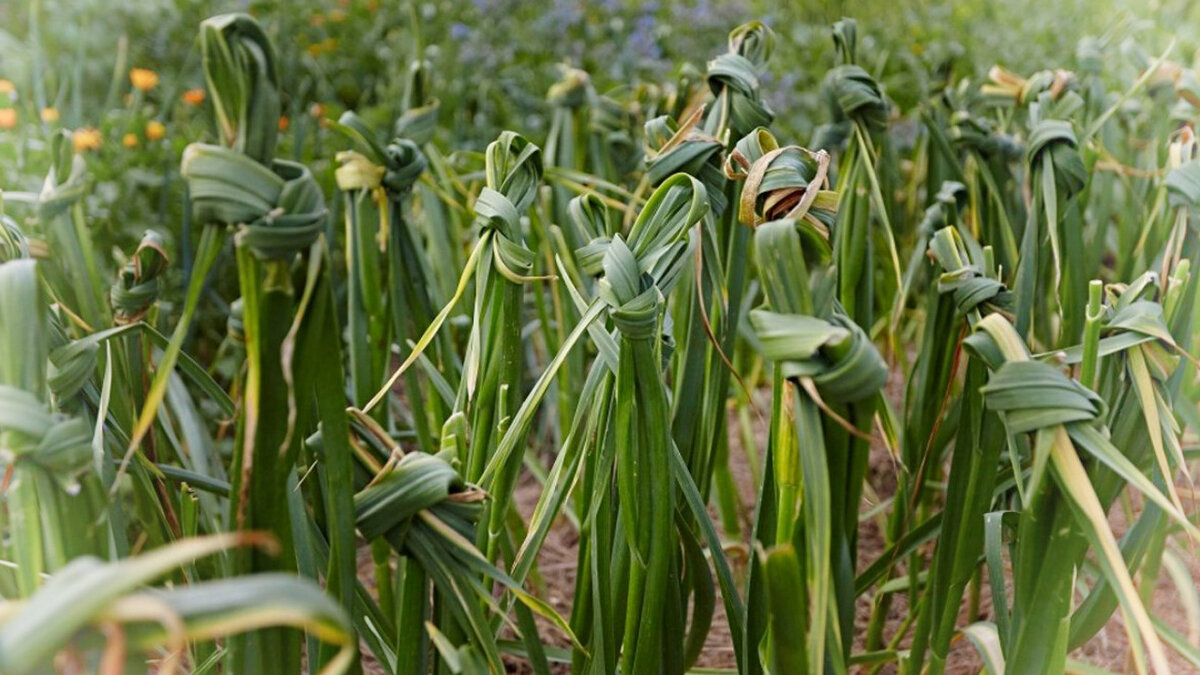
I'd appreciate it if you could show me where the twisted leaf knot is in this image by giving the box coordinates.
[181,144,327,260]
[48,339,98,401]
[354,452,480,550]
[111,231,169,324]
[645,112,728,217]
[1026,118,1087,196]
[703,22,775,138]
[379,141,428,193]
[335,142,426,196]
[949,111,1023,161]
[928,226,1012,316]
[569,193,614,276]
[981,66,1075,107]
[472,132,542,281]
[728,21,775,68]
[1026,118,1078,162]
[980,360,1106,433]
[598,236,662,340]
[0,214,27,262]
[547,66,591,109]
[1098,274,1182,379]
[0,385,92,491]
[334,112,428,196]
[822,65,889,134]
[725,128,836,231]
[751,309,888,404]
[822,21,886,136]
[579,174,708,298]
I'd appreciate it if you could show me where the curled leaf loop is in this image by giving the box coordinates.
[111,231,170,324]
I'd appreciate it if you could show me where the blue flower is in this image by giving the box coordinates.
[630,13,661,61]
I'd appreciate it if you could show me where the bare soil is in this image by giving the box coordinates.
[360,386,1200,673]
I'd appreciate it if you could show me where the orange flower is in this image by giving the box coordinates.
[309,12,325,27]
[182,88,206,106]
[72,128,102,153]
[123,133,139,148]
[309,103,326,118]
[0,79,14,96]
[328,9,347,23]
[145,120,166,141]
[40,107,59,123]
[0,108,17,129]
[130,68,159,92]
[322,38,338,52]
[278,115,289,132]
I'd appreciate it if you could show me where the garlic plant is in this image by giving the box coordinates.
[2,7,1199,675]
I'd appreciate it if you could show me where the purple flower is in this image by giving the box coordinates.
[630,13,660,61]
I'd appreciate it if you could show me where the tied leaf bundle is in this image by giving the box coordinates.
[724,127,837,234]
[183,14,356,673]
[1014,106,1089,342]
[821,19,903,334]
[333,111,444,451]
[0,260,97,597]
[110,231,169,325]
[702,21,775,140]
[747,211,887,674]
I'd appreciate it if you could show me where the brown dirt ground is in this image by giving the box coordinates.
[359,385,1200,674]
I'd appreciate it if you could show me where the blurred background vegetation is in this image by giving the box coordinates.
[0,0,1195,254]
